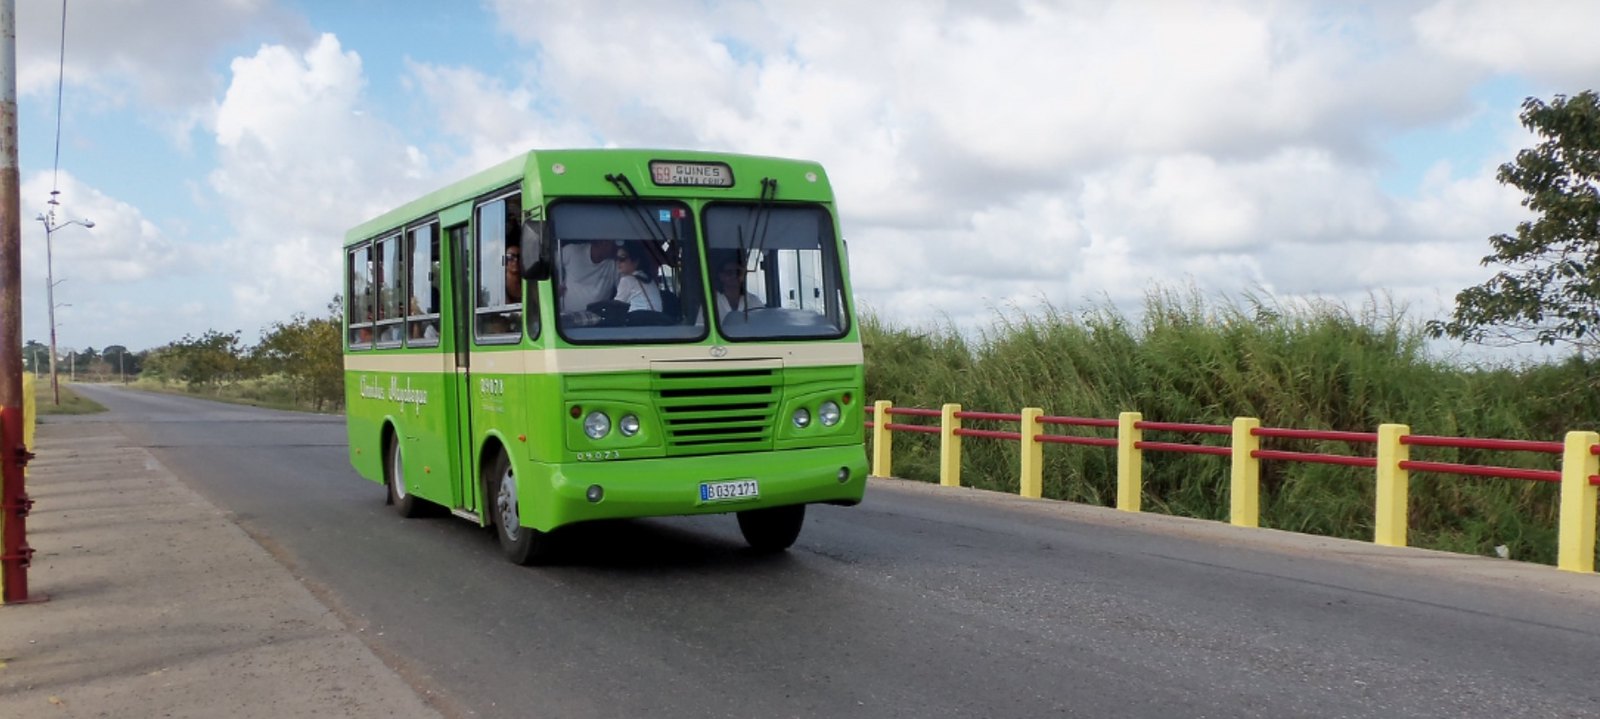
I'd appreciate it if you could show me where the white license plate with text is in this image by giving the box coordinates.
[699,479,759,503]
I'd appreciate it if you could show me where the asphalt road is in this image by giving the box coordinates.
[65,385,1600,718]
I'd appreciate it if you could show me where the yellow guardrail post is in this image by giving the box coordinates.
[871,400,893,478]
[22,373,35,454]
[940,403,962,488]
[1019,407,1043,498]
[1374,423,1410,547]
[1230,417,1260,528]
[1558,431,1598,573]
[1117,411,1142,512]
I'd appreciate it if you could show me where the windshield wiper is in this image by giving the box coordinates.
[747,177,777,263]
[605,172,676,269]
[733,177,779,320]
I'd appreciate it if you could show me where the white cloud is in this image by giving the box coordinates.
[16,171,193,349]
[403,61,594,178]
[16,0,300,110]
[19,1,1586,357]
[208,33,432,332]
[22,172,181,283]
[465,0,1555,338]
[1413,0,1600,87]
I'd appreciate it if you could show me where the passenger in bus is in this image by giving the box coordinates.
[408,296,439,341]
[613,245,663,313]
[559,240,619,313]
[476,243,523,336]
[357,309,374,343]
[715,257,763,319]
[504,244,523,305]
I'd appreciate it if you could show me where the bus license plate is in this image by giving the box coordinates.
[700,479,759,503]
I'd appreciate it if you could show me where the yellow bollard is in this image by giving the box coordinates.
[22,373,35,454]
[1374,423,1410,547]
[871,400,893,478]
[1019,407,1043,499]
[1557,431,1598,573]
[1117,411,1142,512]
[939,403,962,488]
[1230,417,1261,528]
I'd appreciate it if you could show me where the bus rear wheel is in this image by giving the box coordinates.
[488,451,553,565]
[386,435,425,518]
[736,504,806,552]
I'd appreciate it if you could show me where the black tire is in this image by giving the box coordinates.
[736,504,806,552]
[488,451,553,565]
[386,434,426,518]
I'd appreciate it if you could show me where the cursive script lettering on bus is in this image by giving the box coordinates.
[358,375,386,400]
[388,376,428,412]
[358,375,429,415]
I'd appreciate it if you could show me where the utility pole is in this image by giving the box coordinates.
[0,0,40,604]
[38,207,90,404]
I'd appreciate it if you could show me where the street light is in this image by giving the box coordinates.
[36,194,94,405]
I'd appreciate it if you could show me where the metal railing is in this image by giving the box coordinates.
[866,400,1600,574]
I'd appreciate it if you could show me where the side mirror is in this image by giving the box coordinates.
[520,216,550,281]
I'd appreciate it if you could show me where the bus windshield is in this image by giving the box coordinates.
[704,203,849,340]
[554,201,708,343]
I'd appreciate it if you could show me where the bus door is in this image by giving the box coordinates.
[447,223,479,516]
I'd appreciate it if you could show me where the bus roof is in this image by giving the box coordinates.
[343,148,833,246]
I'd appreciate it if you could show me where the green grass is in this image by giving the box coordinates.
[862,289,1597,567]
[131,375,344,414]
[33,379,107,415]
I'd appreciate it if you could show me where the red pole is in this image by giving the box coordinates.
[0,0,37,604]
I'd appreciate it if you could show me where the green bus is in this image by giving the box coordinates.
[342,149,868,563]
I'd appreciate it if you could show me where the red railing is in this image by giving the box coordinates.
[864,400,1600,572]
[1251,426,1378,469]
[1134,420,1230,457]
[1396,433,1565,484]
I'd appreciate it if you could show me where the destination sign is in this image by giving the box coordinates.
[649,160,734,187]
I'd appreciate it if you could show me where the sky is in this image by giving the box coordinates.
[10,0,1600,359]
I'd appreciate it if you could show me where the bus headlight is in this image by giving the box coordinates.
[619,414,640,437]
[584,411,611,439]
[819,400,842,427]
[792,408,811,429]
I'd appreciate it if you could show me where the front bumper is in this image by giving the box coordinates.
[519,444,868,531]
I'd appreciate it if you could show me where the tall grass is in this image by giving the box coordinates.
[862,289,1599,566]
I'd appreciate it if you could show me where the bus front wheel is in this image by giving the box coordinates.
[488,451,553,565]
[386,435,425,518]
[736,504,806,552]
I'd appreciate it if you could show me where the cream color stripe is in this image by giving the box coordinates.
[345,342,862,374]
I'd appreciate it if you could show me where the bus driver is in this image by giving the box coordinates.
[559,240,619,312]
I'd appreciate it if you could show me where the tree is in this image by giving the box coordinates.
[1428,91,1600,349]
[149,330,247,390]
[254,302,344,411]
[103,345,140,378]
[22,340,48,374]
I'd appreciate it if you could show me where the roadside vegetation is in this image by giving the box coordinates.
[134,300,345,413]
[31,376,106,415]
[861,292,1597,567]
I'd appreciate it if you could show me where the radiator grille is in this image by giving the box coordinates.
[653,368,778,455]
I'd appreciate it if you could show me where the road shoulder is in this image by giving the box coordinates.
[0,419,443,719]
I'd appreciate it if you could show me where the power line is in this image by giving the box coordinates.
[50,0,67,194]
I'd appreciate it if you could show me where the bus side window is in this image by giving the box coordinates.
[347,243,374,348]
[374,233,405,346]
[474,191,523,341]
[406,222,441,345]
